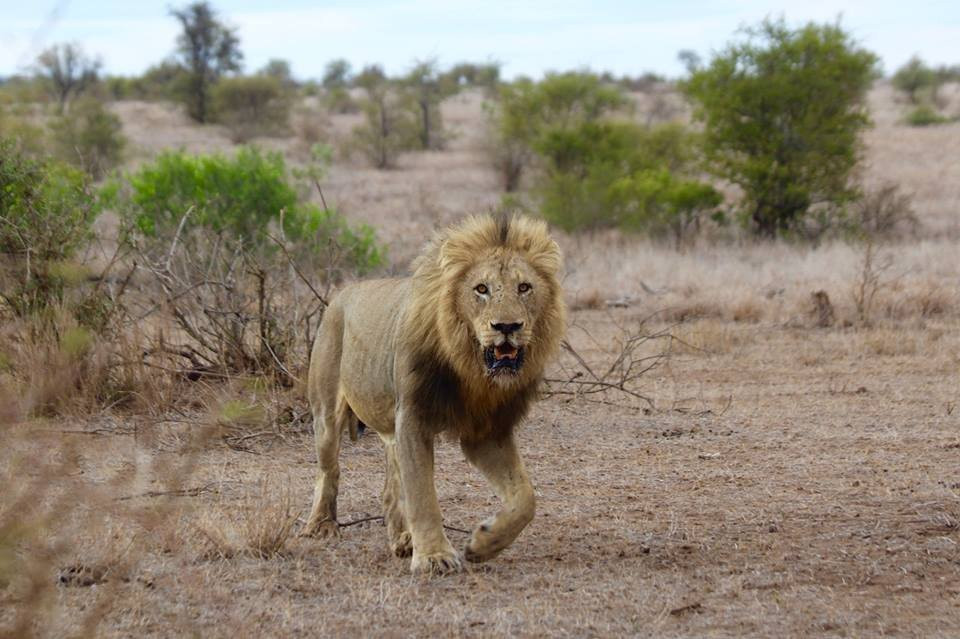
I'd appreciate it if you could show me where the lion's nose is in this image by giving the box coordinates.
[491,321,523,335]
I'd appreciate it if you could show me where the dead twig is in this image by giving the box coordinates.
[115,482,223,501]
[335,515,470,535]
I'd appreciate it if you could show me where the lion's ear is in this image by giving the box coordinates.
[438,237,471,274]
[527,238,563,278]
[512,217,563,277]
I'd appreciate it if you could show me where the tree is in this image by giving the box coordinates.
[260,58,296,89]
[892,56,938,104]
[170,1,243,123]
[443,62,501,92]
[34,43,101,113]
[676,49,702,75]
[322,59,352,89]
[683,19,878,238]
[402,59,457,150]
[351,66,417,169]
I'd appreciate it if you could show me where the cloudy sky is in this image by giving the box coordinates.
[1,0,958,79]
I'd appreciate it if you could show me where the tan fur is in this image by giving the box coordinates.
[302,214,566,574]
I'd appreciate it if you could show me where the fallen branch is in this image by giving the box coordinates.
[336,514,470,535]
[115,482,223,501]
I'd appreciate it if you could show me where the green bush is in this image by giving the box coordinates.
[120,147,384,272]
[212,75,292,142]
[537,121,719,241]
[134,61,189,100]
[892,56,939,104]
[905,105,950,126]
[488,72,626,191]
[0,108,48,157]
[610,169,723,244]
[49,98,125,178]
[683,18,878,238]
[323,87,358,114]
[0,139,101,316]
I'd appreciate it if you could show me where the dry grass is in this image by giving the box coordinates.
[3,311,959,637]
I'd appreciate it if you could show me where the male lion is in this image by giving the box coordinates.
[302,214,566,574]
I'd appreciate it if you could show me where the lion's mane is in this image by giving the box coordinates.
[402,214,566,442]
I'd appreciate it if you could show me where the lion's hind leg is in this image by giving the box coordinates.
[380,434,412,557]
[302,391,354,539]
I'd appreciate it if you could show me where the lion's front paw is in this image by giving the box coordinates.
[300,518,341,540]
[410,548,463,575]
[465,520,508,563]
[390,531,413,558]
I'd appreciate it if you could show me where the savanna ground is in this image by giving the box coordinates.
[2,82,959,637]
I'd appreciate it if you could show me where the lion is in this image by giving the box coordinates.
[302,213,566,574]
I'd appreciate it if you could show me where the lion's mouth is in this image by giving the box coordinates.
[483,343,525,375]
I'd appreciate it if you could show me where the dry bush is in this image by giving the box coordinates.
[570,288,605,311]
[659,300,724,323]
[729,295,764,322]
[0,415,215,637]
[670,319,741,355]
[853,182,919,239]
[291,103,330,151]
[0,272,160,419]
[851,240,895,325]
[193,480,299,560]
[861,328,921,356]
[129,227,331,386]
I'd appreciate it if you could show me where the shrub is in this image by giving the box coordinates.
[259,59,296,90]
[49,98,125,178]
[119,147,384,271]
[683,18,878,238]
[402,59,457,150]
[611,169,723,245]
[212,75,291,142]
[0,109,48,157]
[537,121,719,242]
[852,182,918,239]
[323,87,358,114]
[892,56,939,104]
[487,72,626,191]
[905,105,950,126]
[322,59,352,89]
[0,140,101,316]
[351,68,418,169]
[442,62,501,93]
[134,60,189,100]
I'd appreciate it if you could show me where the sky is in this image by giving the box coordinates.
[1,0,958,80]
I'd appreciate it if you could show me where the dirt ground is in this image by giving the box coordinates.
[2,311,958,637]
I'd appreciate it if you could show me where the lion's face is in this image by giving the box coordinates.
[457,251,554,385]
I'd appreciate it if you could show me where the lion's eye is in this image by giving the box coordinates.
[518,282,532,294]
[474,284,489,295]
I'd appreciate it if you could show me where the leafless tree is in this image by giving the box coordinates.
[34,42,101,113]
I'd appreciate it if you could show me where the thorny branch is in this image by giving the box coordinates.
[543,318,678,409]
